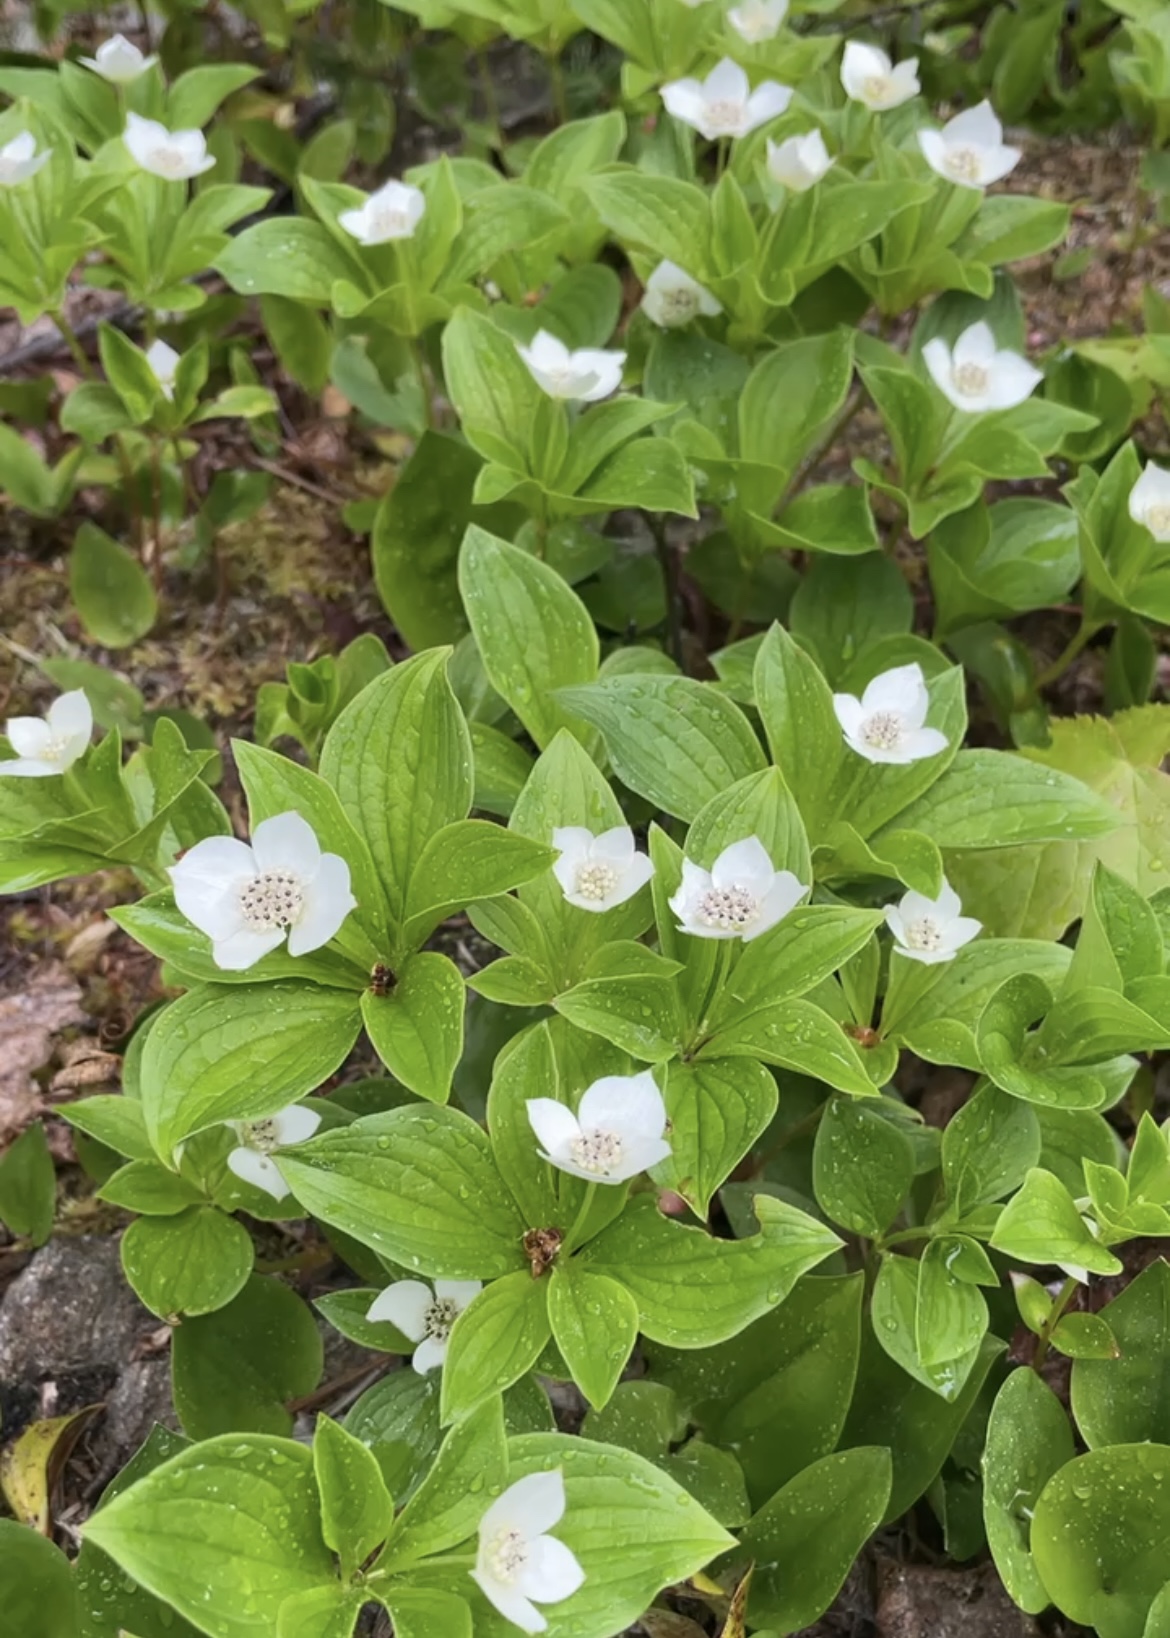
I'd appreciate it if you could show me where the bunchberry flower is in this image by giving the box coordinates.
[833,663,949,765]
[367,1278,482,1373]
[225,1103,321,1199]
[527,1071,670,1185]
[662,58,792,142]
[472,1469,584,1633]
[1,690,92,778]
[669,836,807,941]
[884,879,981,965]
[552,825,654,912]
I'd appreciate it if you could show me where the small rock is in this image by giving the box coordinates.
[0,1235,153,1382]
[90,1355,178,1478]
[875,1558,1041,1638]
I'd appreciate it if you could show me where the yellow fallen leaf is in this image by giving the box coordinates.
[0,1404,103,1532]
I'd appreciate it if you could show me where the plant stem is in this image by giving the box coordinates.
[547,50,568,124]
[52,310,92,376]
[476,48,503,150]
[562,1182,597,1254]
[1031,1276,1080,1371]
[1036,616,1104,690]
[785,388,864,503]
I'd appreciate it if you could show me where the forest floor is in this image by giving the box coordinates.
[1,68,1169,1638]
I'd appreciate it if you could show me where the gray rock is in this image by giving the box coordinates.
[0,1235,153,1381]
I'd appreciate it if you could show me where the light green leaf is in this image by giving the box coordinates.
[548,1264,639,1412]
[120,1206,253,1318]
[361,951,465,1103]
[982,1368,1075,1614]
[313,1415,394,1581]
[70,523,156,649]
[440,1272,551,1424]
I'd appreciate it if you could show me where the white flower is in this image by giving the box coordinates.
[641,260,722,329]
[766,129,834,191]
[367,1278,482,1373]
[884,879,981,966]
[922,321,1042,413]
[0,131,51,186]
[669,836,807,942]
[225,1103,321,1200]
[918,101,1021,188]
[1129,462,1170,544]
[145,338,180,400]
[527,1070,670,1185]
[662,57,792,142]
[124,112,215,180]
[832,663,949,765]
[472,1470,584,1634]
[552,825,654,912]
[168,810,357,971]
[728,0,789,44]
[1,690,92,778]
[80,34,156,83]
[516,329,625,403]
[338,178,426,245]
[840,41,920,111]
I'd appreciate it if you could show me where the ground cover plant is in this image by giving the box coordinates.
[1,1,1170,1635]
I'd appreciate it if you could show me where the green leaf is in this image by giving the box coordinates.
[83,1434,335,1638]
[172,1275,323,1441]
[216,218,360,301]
[753,623,845,840]
[313,1415,394,1580]
[60,1094,154,1162]
[278,1107,525,1279]
[711,907,882,1031]
[488,1431,734,1635]
[738,1448,892,1633]
[0,1521,78,1638]
[70,523,157,649]
[890,749,1118,848]
[657,1058,777,1220]
[320,650,472,929]
[99,1157,204,1216]
[739,330,856,487]
[458,526,599,752]
[1071,1259,1170,1448]
[703,996,875,1098]
[813,1097,915,1236]
[404,820,554,937]
[982,1368,1075,1614]
[371,432,522,651]
[941,1082,1041,1212]
[1032,1444,1170,1638]
[685,766,811,884]
[361,952,465,1103]
[990,1169,1123,1274]
[548,1264,639,1411]
[440,1271,551,1423]
[915,1237,989,1369]
[0,1121,55,1245]
[1051,1312,1120,1360]
[383,1398,507,1569]
[581,1193,841,1348]
[557,675,765,822]
[554,971,682,1063]
[120,1206,253,1318]
[584,172,712,279]
[140,983,362,1158]
[277,1587,368,1638]
[441,306,539,470]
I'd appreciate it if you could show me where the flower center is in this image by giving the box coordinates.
[660,286,699,322]
[152,147,190,176]
[860,709,906,751]
[1144,503,1170,536]
[238,869,304,931]
[704,99,745,135]
[863,74,892,103]
[696,885,760,932]
[370,205,411,237]
[423,1296,460,1341]
[570,1127,625,1175]
[487,1528,529,1583]
[242,1117,281,1154]
[944,146,982,183]
[904,916,943,952]
[953,361,990,397]
[575,861,619,902]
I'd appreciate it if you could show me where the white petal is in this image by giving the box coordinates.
[917,129,952,181]
[367,1279,433,1341]
[884,905,908,944]
[434,1279,482,1309]
[747,870,807,939]
[606,851,655,906]
[517,1534,585,1604]
[590,826,637,865]
[861,663,927,718]
[0,757,62,777]
[251,810,322,876]
[921,337,955,400]
[946,915,983,950]
[47,689,93,745]
[619,1133,674,1175]
[840,40,890,98]
[899,889,940,923]
[412,1334,448,1374]
[573,349,625,402]
[661,79,708,132]
[890,59,921,96]
[551,826,594,860]
[944,100,1003,149]
[904,725,950,760]
[983,353,1042,411]
[211,926,286,970]
[831,693,866,740]
[744,81,793,132]
[287,851,355,955]
[578,1071,665,1138]
[1131,463,1170,538]
[470,1571,547,1634]
[5,716,52,759]
[977,144,1022,185]
[526,1098,580,1159]
[520,330,569,375]
[953,323,997,369]
[704,57,750,103]
[482,1470,567,1541]
[226,1146,291,1199]
[270,1103,322,1146]
[711,836,775,894]
[169,836,256,929]
[935,879,962,919]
